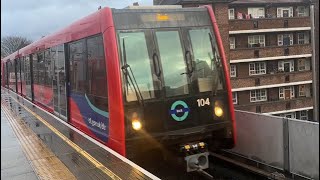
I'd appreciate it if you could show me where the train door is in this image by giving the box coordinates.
[151,27,220,130]
[52,45,68,121]
[181,27,224,124]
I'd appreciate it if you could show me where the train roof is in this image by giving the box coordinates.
[2,51,19,63]
[1,5,205,63]
[2,7,113,63]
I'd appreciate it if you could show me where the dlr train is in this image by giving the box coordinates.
[1,5,236,172]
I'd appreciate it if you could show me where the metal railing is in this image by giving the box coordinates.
[229,110,319,180]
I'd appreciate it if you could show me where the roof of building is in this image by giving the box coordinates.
[156,0,311,5]
[230,0,311,5]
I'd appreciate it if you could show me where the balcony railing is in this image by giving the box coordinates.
[229,17,311,31]
[231,70,312,89]
[235,97,313,114]
[230,44,312,61]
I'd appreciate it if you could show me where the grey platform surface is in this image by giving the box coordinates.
[1,108,38,180]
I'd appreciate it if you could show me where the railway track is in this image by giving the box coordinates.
[208,152,286,180]
[130,149,285,180]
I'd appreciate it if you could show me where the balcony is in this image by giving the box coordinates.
[229,17,311,32]
[230,44,312,61]
[235,97,313,114]
[231,71,312,89]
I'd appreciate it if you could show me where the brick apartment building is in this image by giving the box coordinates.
[154,0,314,120]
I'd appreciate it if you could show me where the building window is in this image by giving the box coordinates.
[298,59,305,71]
[299,85,306,97]
[232,92,237,104]
[229,37,235,49]
[248,35,265,47]
[228,8,235,20]
[277,7,293,18]
[279,86,295,99]
[278,34,293,46]
[249,62,266,75]
[279,87,284,98]
[297,32,309,44]
[230,64,236,77]
[298,33,305,44]
[299,110,308,120]
[278,60,294,72]
[250,89,267,102]
[297,6,309,17]
[248,7,265,18]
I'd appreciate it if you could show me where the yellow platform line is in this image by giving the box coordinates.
[1,103,76,180]
[7,97,122,180]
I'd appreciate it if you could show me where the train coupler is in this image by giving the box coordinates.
[180,142,209,172]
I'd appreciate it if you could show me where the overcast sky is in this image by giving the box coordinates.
[1,0,153,41]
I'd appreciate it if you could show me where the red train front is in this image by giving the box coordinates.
[1,5,236,172]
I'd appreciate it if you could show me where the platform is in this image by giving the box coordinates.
[1,106,39,180]
[1,89,160,180]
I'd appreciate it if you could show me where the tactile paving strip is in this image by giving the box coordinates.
[1,100,77,180]
[8,98,121,180]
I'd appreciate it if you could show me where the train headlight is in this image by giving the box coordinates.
[132,119,142,131]
[214,101,224,118]
[131,112,142,131]
[214,106,223,117]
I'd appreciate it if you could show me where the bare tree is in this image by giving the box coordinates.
[1,36,32,58]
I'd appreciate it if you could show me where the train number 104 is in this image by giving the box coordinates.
[197,98,210,107]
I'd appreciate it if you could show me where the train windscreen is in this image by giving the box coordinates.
[114,8,225,102]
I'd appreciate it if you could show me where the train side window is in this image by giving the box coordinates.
[45,49,52,87]
[9,61,15,90]
[69,39,86,94]
[87,35,108,111]
[86,35,108,110]
[16,58,21,92]
[32,53,39,85]
[37,52,45,87]
[25,56,32,99]
[21,57,25,94]
[5,62,8,88]
[68,35,107,111]
[3,63,7,87]
[6,62,9,88]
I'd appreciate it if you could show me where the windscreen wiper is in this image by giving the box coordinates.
[180,50,194,77]
[121,38,144,106]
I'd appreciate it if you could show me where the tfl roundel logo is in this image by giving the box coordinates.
[170,100,190,121]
